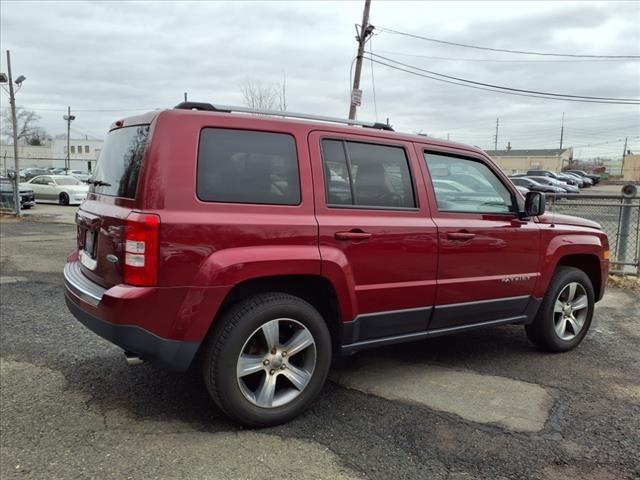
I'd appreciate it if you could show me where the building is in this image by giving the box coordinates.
[0,137,103,173]
[622,154,640,183]
[485,147,573,174]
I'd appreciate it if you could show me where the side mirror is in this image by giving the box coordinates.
[523,191,545,217]
[48,182,56,186]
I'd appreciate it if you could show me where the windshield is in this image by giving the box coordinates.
[55,177,81,186]
[90,125,150,198]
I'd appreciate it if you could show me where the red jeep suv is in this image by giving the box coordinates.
[64,102,609,426]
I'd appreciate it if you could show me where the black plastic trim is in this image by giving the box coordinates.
[64,294,200,372]
[341,306,432,344]
[364,122,395,131]
[340,297,543,354]
[429,295,531,330]
[174,102,230,112]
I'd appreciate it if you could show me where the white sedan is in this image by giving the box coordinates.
[21,175,89,205]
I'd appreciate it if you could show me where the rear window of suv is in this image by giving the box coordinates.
[197,128,300,205]
[90,125,149,198]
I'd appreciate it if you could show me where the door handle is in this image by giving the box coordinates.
[335,230,373,241]
[447,232,476,241]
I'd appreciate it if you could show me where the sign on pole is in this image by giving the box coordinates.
[351,88,362,107]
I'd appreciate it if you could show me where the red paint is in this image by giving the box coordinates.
[66,108,609,344]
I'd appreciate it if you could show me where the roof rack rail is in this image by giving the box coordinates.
[173,102,394,131]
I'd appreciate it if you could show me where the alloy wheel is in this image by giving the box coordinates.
[553,282,589,341]
[236,318,316,408]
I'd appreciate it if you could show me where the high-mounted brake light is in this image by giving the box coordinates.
[123,212,160,286]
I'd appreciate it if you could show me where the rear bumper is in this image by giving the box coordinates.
[64,295,199,371]
[63,260,200,371]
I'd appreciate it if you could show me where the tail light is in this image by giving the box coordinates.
[124,212,160,286]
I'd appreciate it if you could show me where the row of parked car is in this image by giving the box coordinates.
[509,169,600,195]
[0,173,90,209]
[18,167,92,182]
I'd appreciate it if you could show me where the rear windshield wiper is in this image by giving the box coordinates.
[87,179,112,187]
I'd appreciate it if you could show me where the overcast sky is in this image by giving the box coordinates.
[1,0,639,159]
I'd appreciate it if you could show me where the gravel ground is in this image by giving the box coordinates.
[1,218,638,480]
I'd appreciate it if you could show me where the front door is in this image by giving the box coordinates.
[416,146,541,330]
[309,131,438,345]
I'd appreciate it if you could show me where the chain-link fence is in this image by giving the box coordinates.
[546,191,640,275]
[0,177,18,213]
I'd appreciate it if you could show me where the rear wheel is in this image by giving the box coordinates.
[525,266,595,352]
[59,192,69,206]
[203,292,332,427]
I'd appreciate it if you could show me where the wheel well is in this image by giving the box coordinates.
[217,275,342,348]
[556,254,601,297]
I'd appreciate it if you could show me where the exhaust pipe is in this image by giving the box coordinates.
[124,351,145,366]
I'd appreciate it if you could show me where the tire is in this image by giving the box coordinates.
[525,266,595,352]
[59,192,69,206]
[203,292,332,427]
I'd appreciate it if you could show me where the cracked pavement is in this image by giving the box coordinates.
[1,216,639,479]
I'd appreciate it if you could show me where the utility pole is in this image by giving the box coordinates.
[6,50,20,216]
[621,137,628,176]
[184,92,187,102]
[559,112,565,150]
[63,106,75,173]
[348,0,372,120]
[494,117,499,150]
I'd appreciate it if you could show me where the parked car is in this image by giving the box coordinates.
[19,168,50,181]
[65,170,92,182]
[509,176,566,194]
[566,170,600,184]
[557,172,584,188]
[0,176,36,209]
[565,172,593,187]
[526,169,579,187]
[22,175,89,205]
[64,102,609,427]
[526,176,580,194]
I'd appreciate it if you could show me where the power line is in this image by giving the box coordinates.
[365,54,640,104]
[0,106,154,112]
[374,49,635,63]
[377,26,640,59]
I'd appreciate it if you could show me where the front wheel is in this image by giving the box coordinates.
[203,293,332,427]
[525,266,595,352]
[59,192,69,206]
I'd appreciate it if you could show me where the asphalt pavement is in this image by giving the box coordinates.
[0,216,638,480]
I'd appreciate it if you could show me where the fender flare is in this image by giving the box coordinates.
[535,233,604,298]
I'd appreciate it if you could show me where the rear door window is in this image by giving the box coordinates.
[321,139,416,209]
[90,125,149,198]
[197,128,300,205]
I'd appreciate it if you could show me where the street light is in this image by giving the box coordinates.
[63,108,76,172]
[0,50,26,216]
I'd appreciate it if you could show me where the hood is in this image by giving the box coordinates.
[537,212,601,230]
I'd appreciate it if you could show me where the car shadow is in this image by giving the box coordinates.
[54,325,535,430]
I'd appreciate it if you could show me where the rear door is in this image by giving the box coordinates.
[76,124,150,288]
[416,145,541,330]
[310,131,438,343]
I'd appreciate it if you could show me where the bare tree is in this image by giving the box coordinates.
[1,106,49,145]
[240,77,287,111]
[25,127,52,146]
